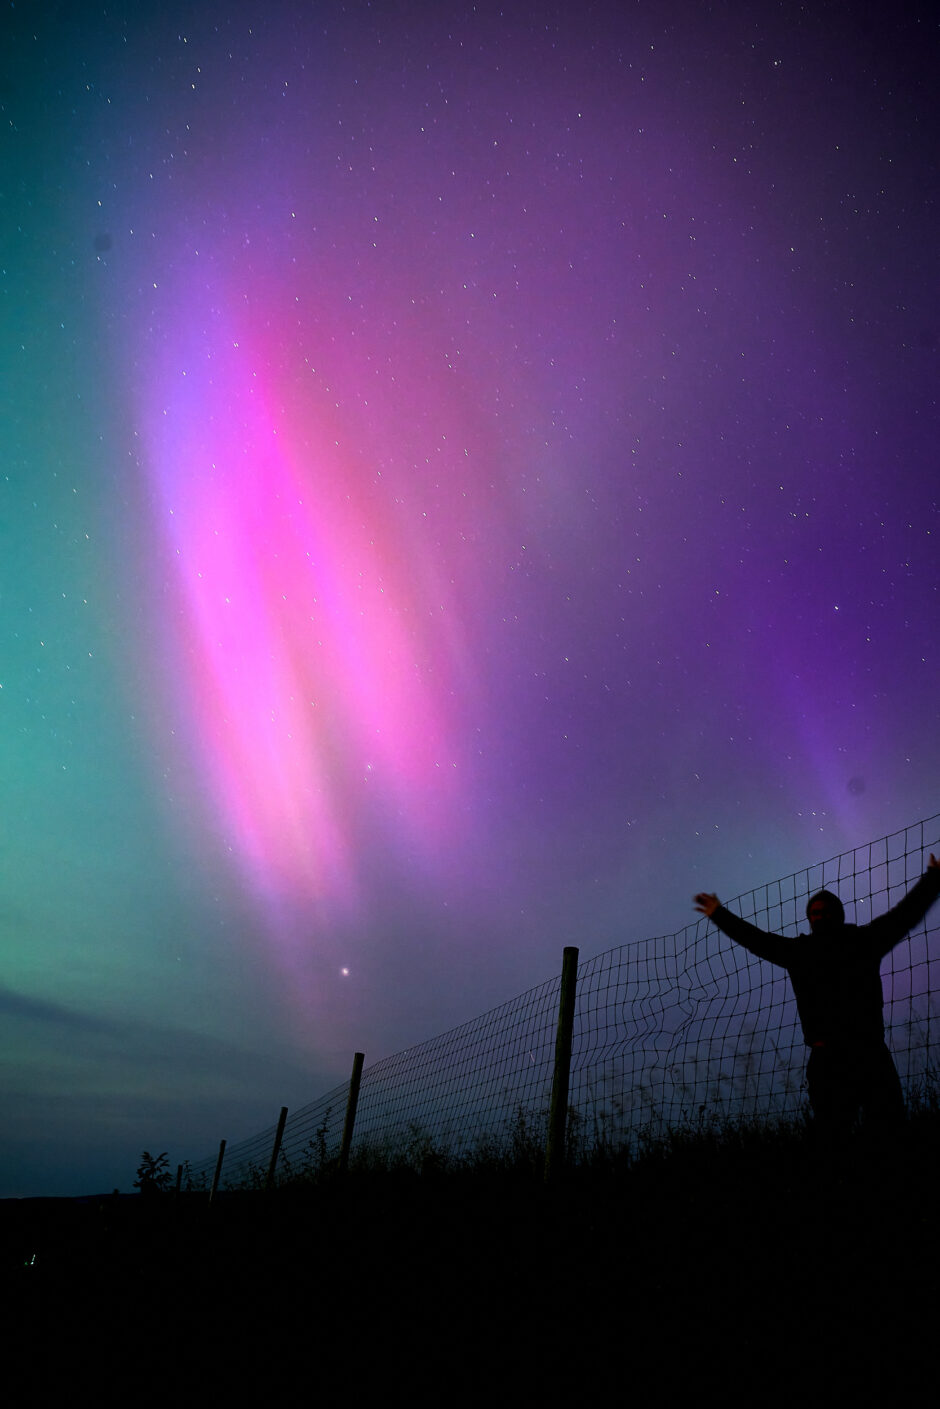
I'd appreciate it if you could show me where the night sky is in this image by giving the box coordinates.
[2,1,937,1197]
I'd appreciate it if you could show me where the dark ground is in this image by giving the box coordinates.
[4,1123,938,1401]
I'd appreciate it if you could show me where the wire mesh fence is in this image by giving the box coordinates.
[184,814,940,1187]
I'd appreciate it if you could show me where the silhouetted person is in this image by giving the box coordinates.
[694,852,940,1138]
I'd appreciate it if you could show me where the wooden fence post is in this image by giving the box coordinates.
[209,1139,226,1205]
[544,947,579,1183]
[265,1106,289,1191]
[338,1052,365,1174]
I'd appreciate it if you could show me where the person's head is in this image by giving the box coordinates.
[806,889,845,934]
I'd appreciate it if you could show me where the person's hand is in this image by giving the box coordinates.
[929,853,939,871]
[694,892,721,918]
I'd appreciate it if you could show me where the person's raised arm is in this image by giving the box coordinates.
[693,890,789,966]
[867,852,940,958]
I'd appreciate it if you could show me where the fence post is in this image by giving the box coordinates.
[544,947,579,1183]
[265,1106,289,1192]
[338,1052,365,1174]
[209,1139,226,1205]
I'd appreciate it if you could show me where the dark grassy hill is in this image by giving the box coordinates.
[6,1115,939,1400]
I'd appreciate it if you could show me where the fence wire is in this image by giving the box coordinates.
[185,815,940,1186]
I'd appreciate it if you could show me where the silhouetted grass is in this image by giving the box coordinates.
[9,1091,940,1396]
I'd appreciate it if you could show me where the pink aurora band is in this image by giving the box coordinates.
[137,280,468,917]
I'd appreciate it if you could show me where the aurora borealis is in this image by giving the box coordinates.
[1,1,937,1195]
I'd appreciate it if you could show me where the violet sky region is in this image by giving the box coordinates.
[1,0,937,1196]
